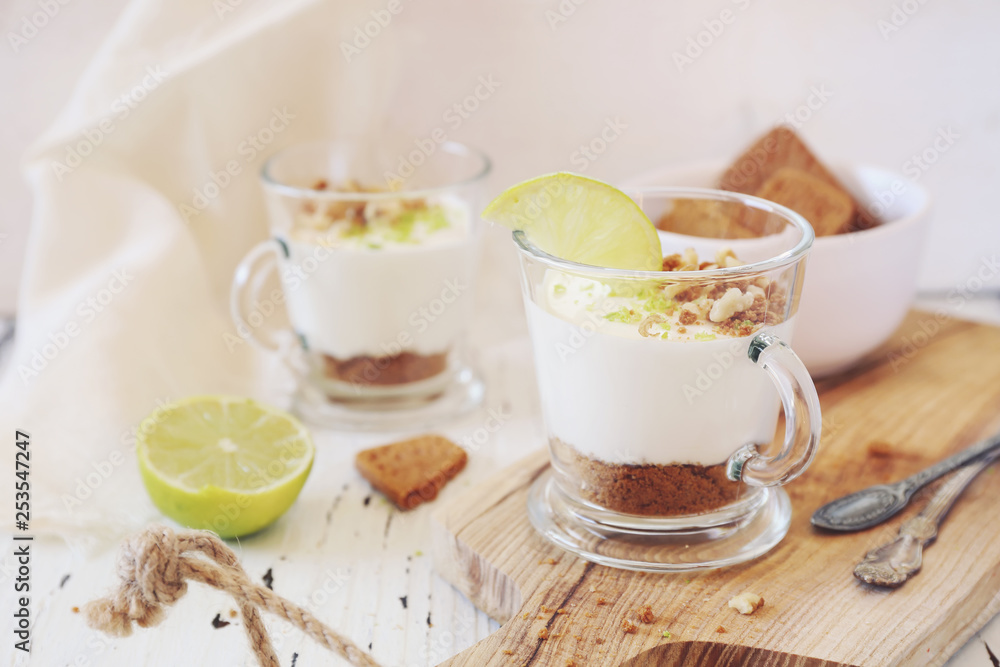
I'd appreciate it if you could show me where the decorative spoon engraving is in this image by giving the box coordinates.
[811,431,1000,532]
[853,450,998,587]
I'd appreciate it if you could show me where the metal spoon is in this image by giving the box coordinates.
[854,449,999,587]
[811,431,1000,531]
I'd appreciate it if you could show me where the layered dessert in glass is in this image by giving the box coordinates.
[249,140,489,425]
[526,245,792,517]
[496,175,819,570]
[285,180,475,397]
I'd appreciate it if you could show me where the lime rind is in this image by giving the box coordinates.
[482,172,662,271]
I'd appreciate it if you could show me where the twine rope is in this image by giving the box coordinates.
[83,525,380,667]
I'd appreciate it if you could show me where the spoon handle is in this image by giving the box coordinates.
[898,431,1000,496]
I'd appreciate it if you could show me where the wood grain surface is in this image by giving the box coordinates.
[431,311,1000,666]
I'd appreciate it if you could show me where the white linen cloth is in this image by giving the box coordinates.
[0,0,400,547]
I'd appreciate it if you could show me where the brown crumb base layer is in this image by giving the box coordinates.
[321,351,447,386]
[561,443,743,516]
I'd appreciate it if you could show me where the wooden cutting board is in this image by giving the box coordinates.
[431,311,1000,666]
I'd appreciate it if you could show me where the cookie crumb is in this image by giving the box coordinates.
[540,605,552,613]
[596,597,607,606]
[522,612,530,620]
[539,558,557,565]
[229,609,237,618]
[637,604,654,624]
[621,619,637,634]
[71,606,79,613]
[716,625,727,634]
[595,638,604,645]
[538,628,550,640]
[556,608,567,615]
[728,592,764,615]
[502,649,513,655]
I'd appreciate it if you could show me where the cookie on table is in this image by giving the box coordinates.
[355,435,467,510]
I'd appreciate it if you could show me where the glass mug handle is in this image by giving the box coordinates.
[726,332,822,486]
[230,239,286,352]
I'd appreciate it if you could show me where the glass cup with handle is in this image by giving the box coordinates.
[231,139,490,429]
[519,187,821,571]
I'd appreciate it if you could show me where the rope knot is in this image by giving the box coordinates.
[83,524,380,666]
[85,525,188,636]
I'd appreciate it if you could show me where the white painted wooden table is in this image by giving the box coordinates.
[3,244,1000,666]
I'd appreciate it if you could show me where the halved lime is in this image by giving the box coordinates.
[137,396,314,538]
[482,172,662,270]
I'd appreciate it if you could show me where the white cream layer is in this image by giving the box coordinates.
[526,270,793,466]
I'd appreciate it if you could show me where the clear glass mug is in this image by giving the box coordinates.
[231,140,490,429]
[519,187,821,571]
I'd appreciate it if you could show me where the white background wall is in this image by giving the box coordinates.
[2,0,998,315]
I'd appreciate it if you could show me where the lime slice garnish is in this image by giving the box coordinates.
[482,172,662,270]
[137,396,314,538]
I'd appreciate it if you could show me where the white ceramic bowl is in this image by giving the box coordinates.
[626,161,930,377]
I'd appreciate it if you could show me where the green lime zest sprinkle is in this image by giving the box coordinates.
[342,223,367,238]
[604,307,642,324]
[662,630,672,638]
[694,332,717,341]
[415,550,424,557]
[660,332,669,340]
[387,205,451,243]
[643,292,670,314]
[553,284,567,296]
